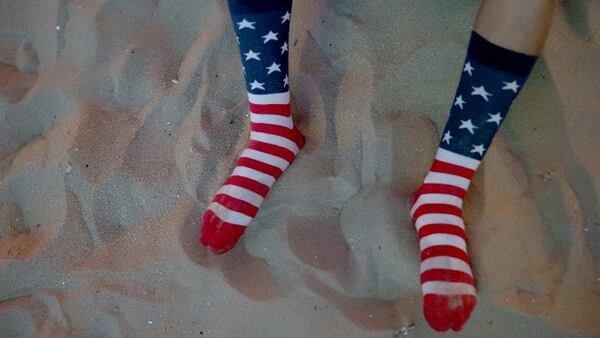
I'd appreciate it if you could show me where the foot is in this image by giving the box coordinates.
[410,148,478,331]
[200,93,304,254]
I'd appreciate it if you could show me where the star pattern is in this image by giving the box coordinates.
[266,62,281,74]
[471,85,492,101]
[486,112,502,125]
[459,119,478,134]
[442,131,453,145]
[454,95,466,110]
[463,62,474,76]
[501,80,520,93]
[244,49,261,61]
[440,58,528,160]
[237,19,255,30]
[262,30,278,44]
[231,8,291,94]
[470,144,485,156]
[249,80,265,90]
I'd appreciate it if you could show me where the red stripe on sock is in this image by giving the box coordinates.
[225,176,270,197]
[249,103,290,116]
[418,224,467,241]
[421,245,471,265]
[251,123,305,148]
[412,204,462,222]
[213,194,259,218]
[421,269,475,285]
[430,160,475,180]
[248,140,296,163]
[414,184,466,201]
[237,157,283,179]
[292,127,305,149]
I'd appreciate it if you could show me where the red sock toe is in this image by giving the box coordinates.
[424,294,477,332]
[200,211,217,246]
[200,210,246,254]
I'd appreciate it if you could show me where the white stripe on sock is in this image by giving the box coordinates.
[420,233,467,252]
[435,148,480,170]
[216,184,264,208]
[250,113,293,128]
[421,281,477,296]
[415,214,465,230]
[208,202,253,226]
[240,148,290,171]
[250,131,299,154]
[247,91,290,105]
[424,172,471,190]
[232,166,276,188]
[410,193,464,217]
[421,256,473,276]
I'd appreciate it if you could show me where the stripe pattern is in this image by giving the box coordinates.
[411,148,478,331]
[200,91,304,254]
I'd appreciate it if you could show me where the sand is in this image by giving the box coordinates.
[1,0,599,337]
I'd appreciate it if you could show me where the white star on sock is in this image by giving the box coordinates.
[470,144,485,156]
[237,19,255,30]
[442,131,453,145]
[471,85,492,102]
[249,80,265,90]
[454,95,466,109]
[244,50,261,61]
[459,119,478,134]
[280,41,288,54]
[501,80,520,93]
[266,62,281,74]
[463,61,475,76]
[281,11,290,24]
[262,31,279,44]
[487,113,503,126]
[283,74,289,87]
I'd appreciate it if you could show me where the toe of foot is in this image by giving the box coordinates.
[199,212,246,254]
[423,294,477,332]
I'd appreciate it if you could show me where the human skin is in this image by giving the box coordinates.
[475,0,557,56]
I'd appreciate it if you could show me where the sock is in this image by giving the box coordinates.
[410,31,537,331]
[200,0,304,254]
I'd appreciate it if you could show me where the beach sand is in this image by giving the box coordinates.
[1,0,599,336]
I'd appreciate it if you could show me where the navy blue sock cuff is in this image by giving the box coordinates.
[227,0,292,15]
[468,31,538,76]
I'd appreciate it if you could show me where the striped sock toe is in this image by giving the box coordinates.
[423,294,477,332]
[200,92,304,254]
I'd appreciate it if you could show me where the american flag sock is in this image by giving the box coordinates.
[411,32,537,331]
[200,0,304,254]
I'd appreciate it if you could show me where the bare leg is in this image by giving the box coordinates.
[475,0,556,55]
[410,0,557,332]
